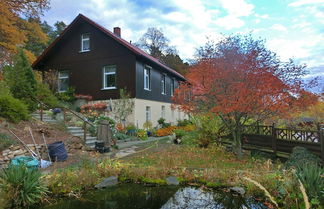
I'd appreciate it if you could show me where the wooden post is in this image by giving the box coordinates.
[40,103,43,121]
[271,123,277,154]
[320,127,324,162]
[83,121,87,141]
[63,109,66,122]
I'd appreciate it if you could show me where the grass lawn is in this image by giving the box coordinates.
[121,143,282,190]
[44,141,303,207]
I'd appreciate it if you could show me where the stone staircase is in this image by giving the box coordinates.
[31,112,98,148]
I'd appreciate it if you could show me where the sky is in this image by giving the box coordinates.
[42,0,324,92]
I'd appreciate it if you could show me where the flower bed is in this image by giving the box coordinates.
[156,125,195,137]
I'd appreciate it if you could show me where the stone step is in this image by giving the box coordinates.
[32,116,53,120]
[85,139,98,147]
[67,126,83,130]
[68,129,84,134]
[42,119,57,123]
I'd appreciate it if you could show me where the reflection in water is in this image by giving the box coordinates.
[162,187,268,209]
[37,184,268,209]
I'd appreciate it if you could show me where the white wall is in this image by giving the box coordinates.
[90,98,187,128]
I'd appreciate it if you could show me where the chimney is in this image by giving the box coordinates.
[113,27,121,37]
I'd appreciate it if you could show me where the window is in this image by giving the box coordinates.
[103,65,116,89]
[58,71,69,92]
[145,106,151,122]
[161,105,165,118]
[144,66,151,90]
[81,33,90,52]
[171,78,175,96]
[161,74,166,94]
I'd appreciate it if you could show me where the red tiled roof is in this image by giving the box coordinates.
[32,14,185,80]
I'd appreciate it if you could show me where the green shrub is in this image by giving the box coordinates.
[55,87,76,103]
[137,129,148,140]
[115,133,129,140]
[126,123,136,130]
[157,117,165,126]
[296,163,324,205]
[0,165,48,208]
[143,121,152,130]
[0,95,29,123]
[174,129,186,138]
[3,49,38,111]
[177,119,192,127]
[0,133,16,151]
[0,80,11,96]
[182,131,199,145]
[285,146,321,169]
[36,82,59,108]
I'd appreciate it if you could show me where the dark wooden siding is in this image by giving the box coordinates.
[36,19,136,100]
[135,60,180,103]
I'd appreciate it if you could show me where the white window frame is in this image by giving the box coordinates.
[80,33,90,52]
[102,65,117,90]
[58,71,69,92]
[161,74,166,95]
[144,66,151,90]
[170,78,175,96]
[161,105,166,118]
[145,106,151,122]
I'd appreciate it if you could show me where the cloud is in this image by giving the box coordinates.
[218,0,254,16]
[288,0,324,7]
[271,24,288,32]
[214,0,254,30]
[215,16,245,29]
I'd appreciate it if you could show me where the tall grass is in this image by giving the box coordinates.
[0,165,48,208]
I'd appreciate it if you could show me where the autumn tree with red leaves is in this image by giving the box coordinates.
[173,35,317,156]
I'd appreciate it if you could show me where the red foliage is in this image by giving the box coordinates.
[173,35,318,155]
[81,102,107,111]
[173,36,318,121]
[75,94,93,101]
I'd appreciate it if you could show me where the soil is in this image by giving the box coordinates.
[0,118,73,145]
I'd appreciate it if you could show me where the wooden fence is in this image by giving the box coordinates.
[241,125,324,160]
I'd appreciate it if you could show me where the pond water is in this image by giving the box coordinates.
[38,184,268,209]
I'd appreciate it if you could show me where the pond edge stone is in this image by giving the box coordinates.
[95,176,118,189]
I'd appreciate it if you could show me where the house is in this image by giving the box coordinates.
[32,14,187,127]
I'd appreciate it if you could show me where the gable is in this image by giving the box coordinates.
[32,14,186,81]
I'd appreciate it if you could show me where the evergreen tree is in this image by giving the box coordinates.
[4,49,37,111]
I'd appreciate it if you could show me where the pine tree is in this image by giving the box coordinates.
[4,49,37,111]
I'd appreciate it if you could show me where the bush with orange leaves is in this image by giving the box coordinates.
[156,125,195,137]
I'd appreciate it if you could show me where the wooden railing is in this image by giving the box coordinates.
[36,99,95,142]
[242,124,324,160]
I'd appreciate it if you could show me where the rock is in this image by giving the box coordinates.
[230,187,245,195]
[12,150,25,156]
[2,149,10,155]
[95,176,118,189]
[166,176,179,185]
[12,146,20,151]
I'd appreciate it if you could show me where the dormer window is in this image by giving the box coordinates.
[81,33,90,52]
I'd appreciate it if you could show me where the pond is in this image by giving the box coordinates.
[38,184,268,209]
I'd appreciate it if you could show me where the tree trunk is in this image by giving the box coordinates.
[232,128,243,157]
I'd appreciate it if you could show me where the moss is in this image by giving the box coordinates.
[206,181,225,188]
[139,177,167,185]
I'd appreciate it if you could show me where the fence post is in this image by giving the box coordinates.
[272,123,277,154]
[83,121,87,142]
